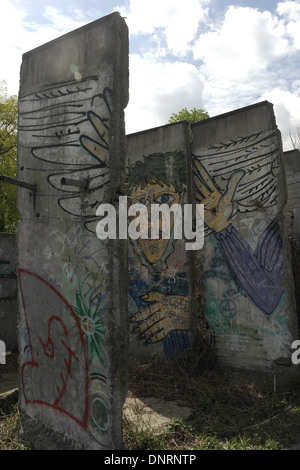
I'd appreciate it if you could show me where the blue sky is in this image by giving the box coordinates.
[1,0,300,149]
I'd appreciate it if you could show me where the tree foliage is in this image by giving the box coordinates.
[168,107,210,126]
[0,89,19,232]
[168,107,210,141]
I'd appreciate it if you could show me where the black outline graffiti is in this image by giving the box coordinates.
[18,78,112,224]
[193,130,280,216]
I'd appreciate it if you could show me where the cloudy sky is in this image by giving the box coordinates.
[1,0,300,148]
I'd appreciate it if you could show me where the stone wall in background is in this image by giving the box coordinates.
[0,233,17,352]
[283,149,300,335]
[283,150,300,240]
[17,13,129,450]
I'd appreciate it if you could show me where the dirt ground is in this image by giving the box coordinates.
[1,351,300,450]
[0,351,192,434]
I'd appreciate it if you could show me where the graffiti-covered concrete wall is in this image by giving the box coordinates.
[11,11,299,446]
[17,13,129,450]
[191,101,298,370]
[124,102,299,372]
[283,149,300,240]
[283,149,300,333]
[0,233,17,351]
[126,122,200,361]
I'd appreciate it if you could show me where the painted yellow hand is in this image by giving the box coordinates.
[194,159,245,232]
[130,291,189,344]
[80,111,109,165]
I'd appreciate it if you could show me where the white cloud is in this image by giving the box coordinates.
[258,87,300,149]
[125,54,206,134]
[277,1,300,49]
[42,6,86,33]
[0,1,86,96]
[277,0,300,20]
[187,3,300,143]
[193,6,290,80]
[1,0,300,148]
[117,0,210,55]
[0,0,27,95]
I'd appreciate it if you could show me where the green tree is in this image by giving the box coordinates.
[168,107,210,140]
[0,90,19,232]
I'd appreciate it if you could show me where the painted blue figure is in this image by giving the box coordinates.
[193,158,284,314]
[126,151,191,360]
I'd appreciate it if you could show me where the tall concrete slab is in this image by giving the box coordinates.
[17,13,129,449]
[126,122,201,361]
[191,101,298,371]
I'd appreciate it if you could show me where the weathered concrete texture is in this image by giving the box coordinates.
[283,149,300,334]
[0,233,18,351]
[283,149,300,239]
[125,122,200,361]
[17,13,129,450]
[191,101,298,371]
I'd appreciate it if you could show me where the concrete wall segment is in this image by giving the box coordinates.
[191,101,277,148]
[191,101,298,370]
[17,13,129,450]
[283,149,300,239]
[19,12,129,109]
[283,149,300,335]
[0,233,18,351]
[126,122,201,361]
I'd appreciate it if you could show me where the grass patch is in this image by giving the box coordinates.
[1,349,300,450]
[123,354,300,451]
[122,417,167,450]
[0,404,32,450]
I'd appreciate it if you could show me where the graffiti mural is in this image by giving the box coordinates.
[0,235,18,351]
[0,235,17,298]
[193,155,284,315]
[19,77,111,225]
[18,77,113,443]
[18,269,89,429]
[192,129,290,366]
[72,288,106,367]
[124,150,192,360]
[0,260,16,280]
